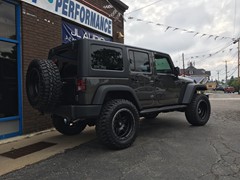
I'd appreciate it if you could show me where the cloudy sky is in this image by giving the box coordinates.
[122,0,240,81]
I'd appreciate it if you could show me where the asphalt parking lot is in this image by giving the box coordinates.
[1,93,240,180]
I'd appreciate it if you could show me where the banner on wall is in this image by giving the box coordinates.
[62,21,112,44]
[21,0,113,37]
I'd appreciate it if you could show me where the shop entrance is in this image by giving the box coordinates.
[0,0,22,139]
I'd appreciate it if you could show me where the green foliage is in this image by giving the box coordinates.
[228,77,240,91]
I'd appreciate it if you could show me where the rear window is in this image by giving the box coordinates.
[50,45,78,78]
[90,45,123,71]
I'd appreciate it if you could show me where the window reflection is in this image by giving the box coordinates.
[154,55,172,74]
[91,45,123,71]
[0,1,16,39]
[129,50,150,72]
[0,41,18,118]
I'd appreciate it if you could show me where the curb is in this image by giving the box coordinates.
[0,128,55,146]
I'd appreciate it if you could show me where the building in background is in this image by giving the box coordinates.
[206,81,218,90]
[0,0,128,139]
[180,62,211,84]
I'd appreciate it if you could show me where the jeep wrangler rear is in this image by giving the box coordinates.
[26,39,211,149]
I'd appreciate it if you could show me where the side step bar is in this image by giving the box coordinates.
[140,105,187,115]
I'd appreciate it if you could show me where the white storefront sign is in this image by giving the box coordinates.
[21,0,113,37]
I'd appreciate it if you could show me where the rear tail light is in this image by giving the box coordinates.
[53,59,58,64]
[76,79,86,92]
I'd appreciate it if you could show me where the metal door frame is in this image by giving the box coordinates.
[0,0,22,139]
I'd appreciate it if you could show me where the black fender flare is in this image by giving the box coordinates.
[181,83,207,104]
[92,85,142,109]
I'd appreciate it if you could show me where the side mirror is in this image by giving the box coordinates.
[174,67,180,76]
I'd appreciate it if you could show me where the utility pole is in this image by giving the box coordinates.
[217,70,220,82]
[182,53,185,77]
[238,40,240,78]
[233,38,240,94]
[225,60,228,87]
[238,39,240,94]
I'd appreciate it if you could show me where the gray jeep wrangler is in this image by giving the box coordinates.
[26,39,211,149]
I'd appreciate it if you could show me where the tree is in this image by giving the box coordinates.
[228,76,234,86]
[228,77,240,92]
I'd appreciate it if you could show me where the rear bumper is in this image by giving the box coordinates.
[53,105,102,119]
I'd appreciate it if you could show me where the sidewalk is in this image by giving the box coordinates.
[0,127,95,176]
[209,92,240,100]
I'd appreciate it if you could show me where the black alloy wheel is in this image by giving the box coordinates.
[96,99,139,150]
[197,100,208,120]
[112,108,135,139]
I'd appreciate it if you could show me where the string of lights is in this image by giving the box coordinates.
[126,16,236,42]
[104,0,125,22]
[121,2,239,81]
[185,47,238,61]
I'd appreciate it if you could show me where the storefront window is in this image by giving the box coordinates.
[0,1,16,39]
[0,41,18,118]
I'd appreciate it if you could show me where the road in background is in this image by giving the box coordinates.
[1,93,240,180]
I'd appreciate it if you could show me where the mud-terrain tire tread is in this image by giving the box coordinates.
[96,99,139,150]
[185,94,211,126]
[26,59,62,113]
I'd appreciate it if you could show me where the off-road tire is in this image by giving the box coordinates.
[185,94,211,126]
[96,99,139,150]
[26,59,62,113]
[143,112,159,119]
[52,115,87,135]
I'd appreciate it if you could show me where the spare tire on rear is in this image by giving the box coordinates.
[26,59,62,113]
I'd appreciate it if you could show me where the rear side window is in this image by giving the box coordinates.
[91,45,123,71]
[50,45,78,78]
[129,50,150,72]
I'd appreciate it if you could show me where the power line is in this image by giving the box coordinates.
[193,42,236,63]
[185,47,237,61]
[125,0,162,15]
[226,52,238,72]
[228,66,238,77]
[186,40,237,56]
[210,52,238,80]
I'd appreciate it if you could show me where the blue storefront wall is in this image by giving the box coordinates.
[0,0,22,139]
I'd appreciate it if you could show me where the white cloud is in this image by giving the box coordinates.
[123,0,240,81]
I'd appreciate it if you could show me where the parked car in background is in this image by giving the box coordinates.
[224,86,235,93]
[214,86,224,91]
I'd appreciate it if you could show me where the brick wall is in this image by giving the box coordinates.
[79,0,126,43]
[21,1,126,134]
[21,3,62,133]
